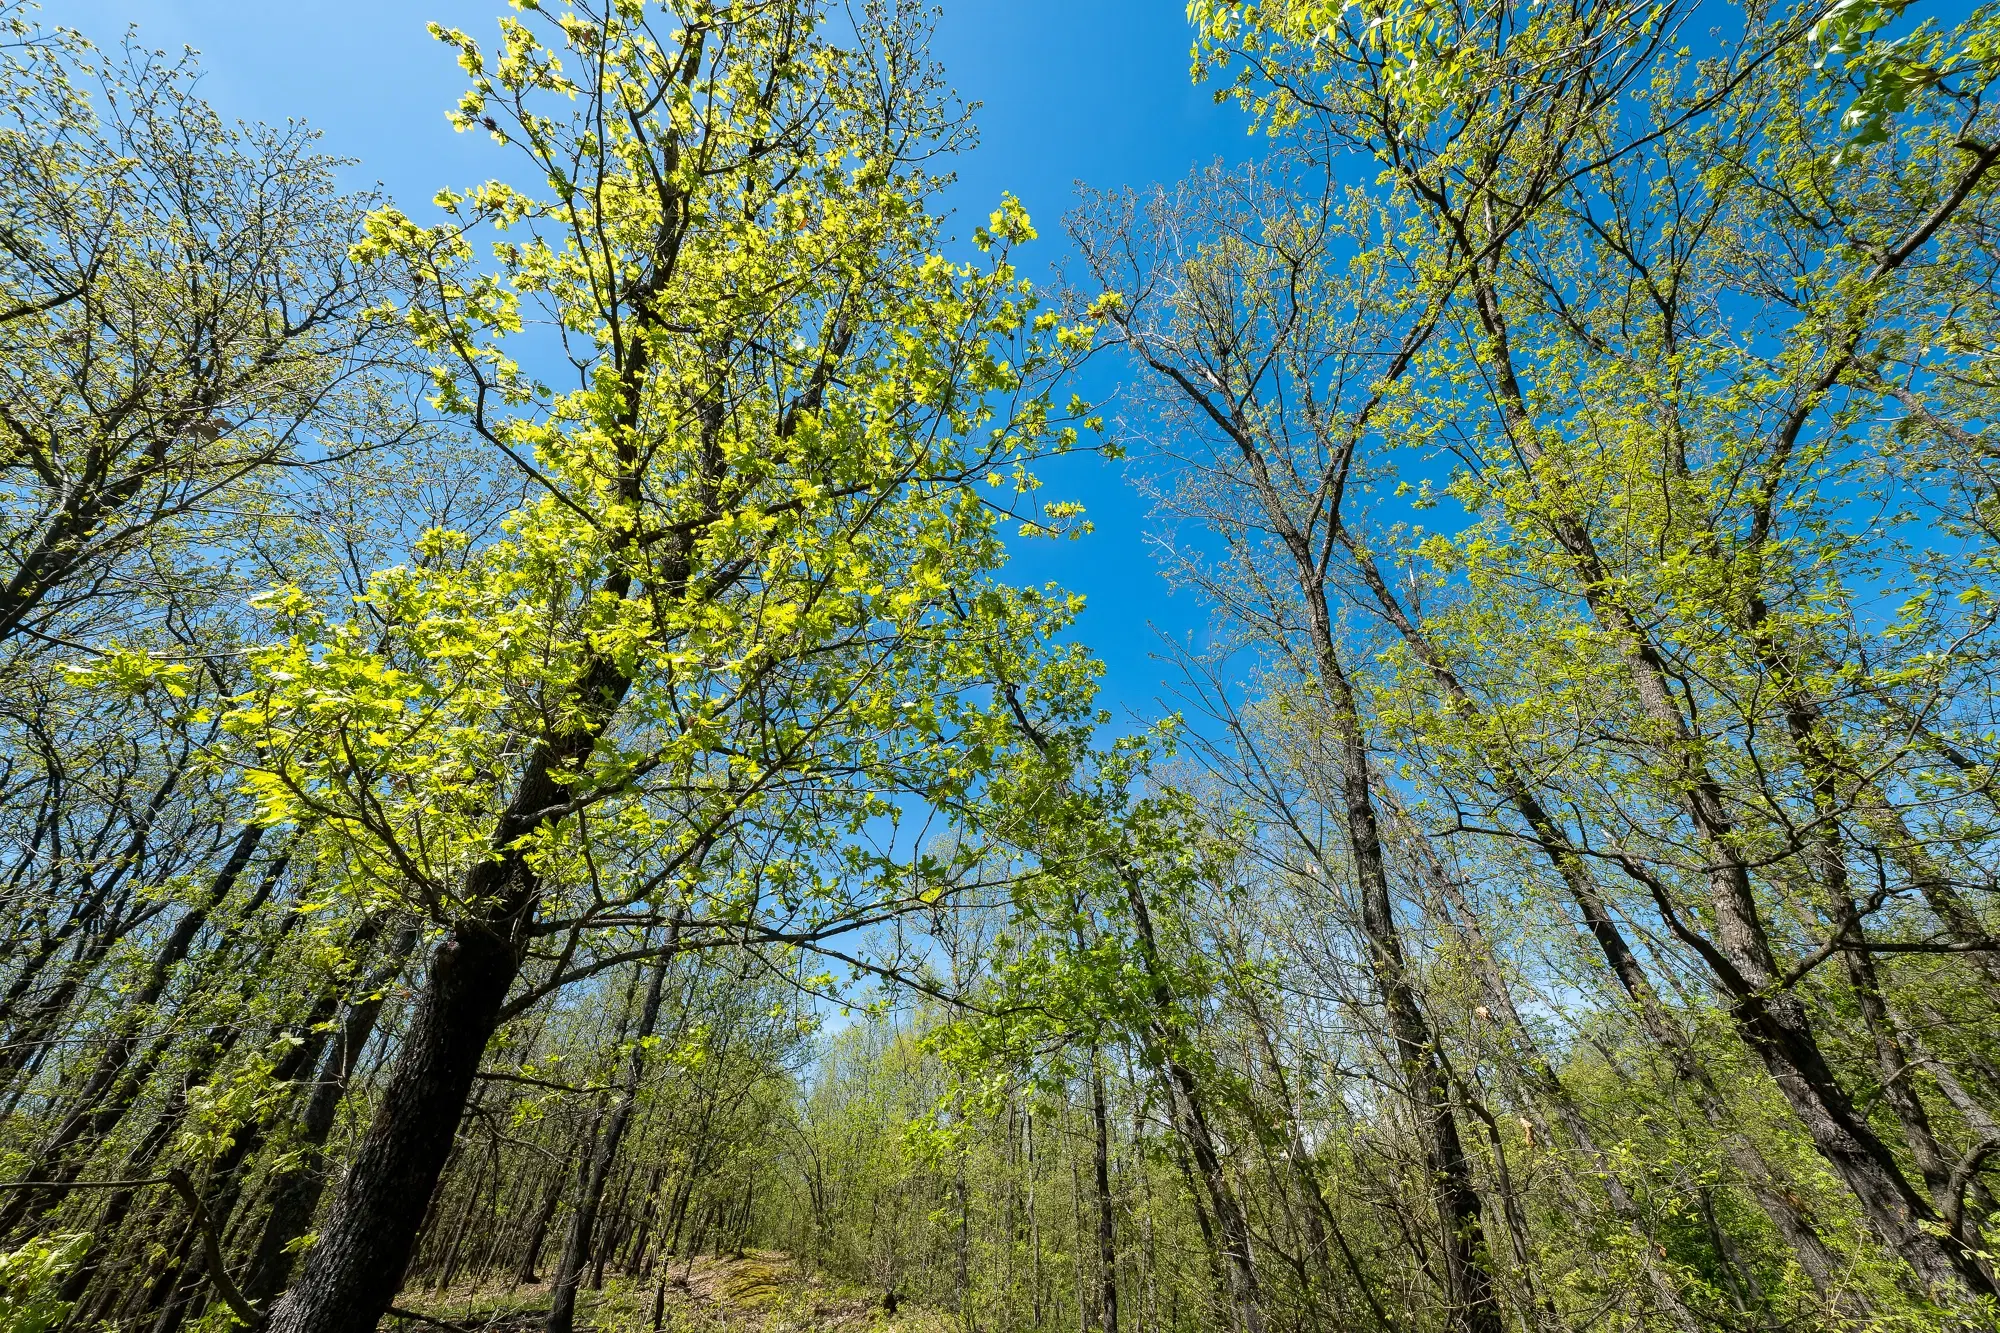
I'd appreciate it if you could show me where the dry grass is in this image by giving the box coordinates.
[386,1253,955,1333]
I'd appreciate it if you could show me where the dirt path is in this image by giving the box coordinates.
[387,1252,946,1332]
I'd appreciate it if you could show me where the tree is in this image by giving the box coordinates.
[218,3,1097,1330]
[0,3,416,654]
[1075,166,1503,1333]
[1187,0,2000,1310]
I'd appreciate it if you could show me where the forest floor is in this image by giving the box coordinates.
[386,1252,953,1333]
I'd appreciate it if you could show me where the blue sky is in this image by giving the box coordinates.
[58,0,1257,726]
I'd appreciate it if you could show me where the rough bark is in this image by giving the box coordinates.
[242,924,420,1307]
[260,916,530,1333]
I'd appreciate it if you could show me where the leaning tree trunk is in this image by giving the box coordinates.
[242,923,417,1306]
[1299,592,1504,1333]
[1241,996,1402,1333]
[0,827,273,1237]
[261,913,523,1333]
[1346,554,1857,1299]
[1117,873,1266,1333]
[514,1151,574,1286]
[262,646,632,1333]
[1466,258,1998,1307]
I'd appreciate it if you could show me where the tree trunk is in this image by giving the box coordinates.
[1297,592,1502,1333]
[241,924,417,1304]
[263,636,633,1333]
[1464,260,1996,1306]
[622,1164,667,1278]
[514,1153,572,1287]
[1091,1055,1118,1333]
[262,918,523,1333]
[547,955,670,1333]
[1116,872,1265,1333]
[1349,554,1858,1298]
[1241,998,1399,1333]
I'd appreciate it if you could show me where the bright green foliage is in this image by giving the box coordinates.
[1811,0,2000,157]
[0,1233,84,1333]
[0,4,411,651]
[16,3,2000,1332]
[1123,0,2000,1321]
[220,1,1102,947]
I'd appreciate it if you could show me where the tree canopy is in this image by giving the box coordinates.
[2,1,1999,1331]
